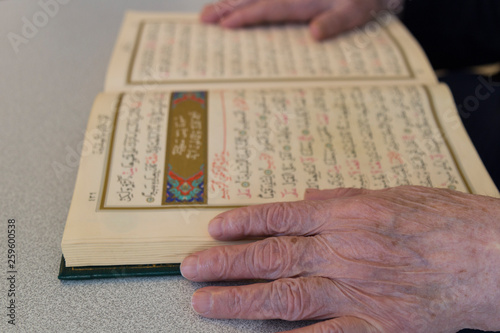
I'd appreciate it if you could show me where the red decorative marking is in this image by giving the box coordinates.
[347,159,361,176]
[168,169,204,196]
[298,135,313,142]
[329,165,342,174]
[221,91,227,152]
[237,188,252,198]
[259,153,276,170]
[275,113,289,125]
[430,154,444,160]
[281,188,298,198]
[347,159,360,169]
[300,157,317,164]
[370,161,383,174]
[208,92,230,200]
[402,135,416,141]
[233,97,249,111]
[211,152,232,182]
[173,94,205,106]
[316,113,329,125]
[387,151,404,165]
[210,180,230,199]
[145,153,158,165]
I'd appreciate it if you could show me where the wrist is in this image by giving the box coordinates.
[462,197,500,330]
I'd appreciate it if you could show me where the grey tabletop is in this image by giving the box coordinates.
[0,1,313,332]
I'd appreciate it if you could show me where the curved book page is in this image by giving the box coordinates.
[105,11,437,92]
[61,84,498,268]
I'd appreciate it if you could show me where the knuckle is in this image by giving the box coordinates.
[334,198,362,218]
[224,288,244,317]
[263,202,294,234]
[247,238,291,278]
[269,279,306,321]
[316,317,379,333]
[207,247,231,279]
[263,201,317,234]
[339,196,388,220]
[320,321,347,333]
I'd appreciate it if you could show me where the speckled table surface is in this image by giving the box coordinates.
[0,1,313,332]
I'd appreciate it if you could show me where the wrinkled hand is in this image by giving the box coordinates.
[181,186,500,332]
[200,0,403,40]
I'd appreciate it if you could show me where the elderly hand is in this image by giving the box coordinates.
[200,0,404,40]
[181,186,500,332]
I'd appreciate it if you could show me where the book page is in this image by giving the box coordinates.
[100,85,498,210]
[62,83,498,266]
[104,11,437,92]
[425,85,499,195]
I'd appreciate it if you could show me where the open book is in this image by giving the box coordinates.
[60,12,499,278]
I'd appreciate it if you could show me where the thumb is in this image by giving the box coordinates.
[304,188,369,201]
[309,0,381,40]
[282,316,378,333]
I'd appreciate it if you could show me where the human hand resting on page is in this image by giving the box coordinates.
[181,186,500,332]
[200,0,404,40]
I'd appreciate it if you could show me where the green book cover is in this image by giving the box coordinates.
[58,256,180,280]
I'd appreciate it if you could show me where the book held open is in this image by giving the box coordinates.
[60,12,498,276]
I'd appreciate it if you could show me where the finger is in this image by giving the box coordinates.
[200,0,258,23]
[282,316,377,333]
[191,277,353,320]
[208,199,333,240]
[181,236,325,282]
[309,0,382,40]
[304,188,370,201]
[219,0,331,28]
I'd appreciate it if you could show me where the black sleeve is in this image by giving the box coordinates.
[401,0,500,70]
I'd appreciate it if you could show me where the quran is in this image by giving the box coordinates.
[59,12,499,278]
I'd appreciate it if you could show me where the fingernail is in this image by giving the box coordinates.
[310,23,322,40]
[180,255,199,280]
[192,291,212,314]
[200,11,215,23]
[208,217,224,239]
[220,16,239,28]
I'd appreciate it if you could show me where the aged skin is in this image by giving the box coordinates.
[200,0,404,40]
[181,186,500,332]
[195,2,500,331]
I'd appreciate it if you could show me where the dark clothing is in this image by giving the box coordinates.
[402,1,500,190]
[439,72,500,189]
[403,2,500,330]
[402,0,500,69]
